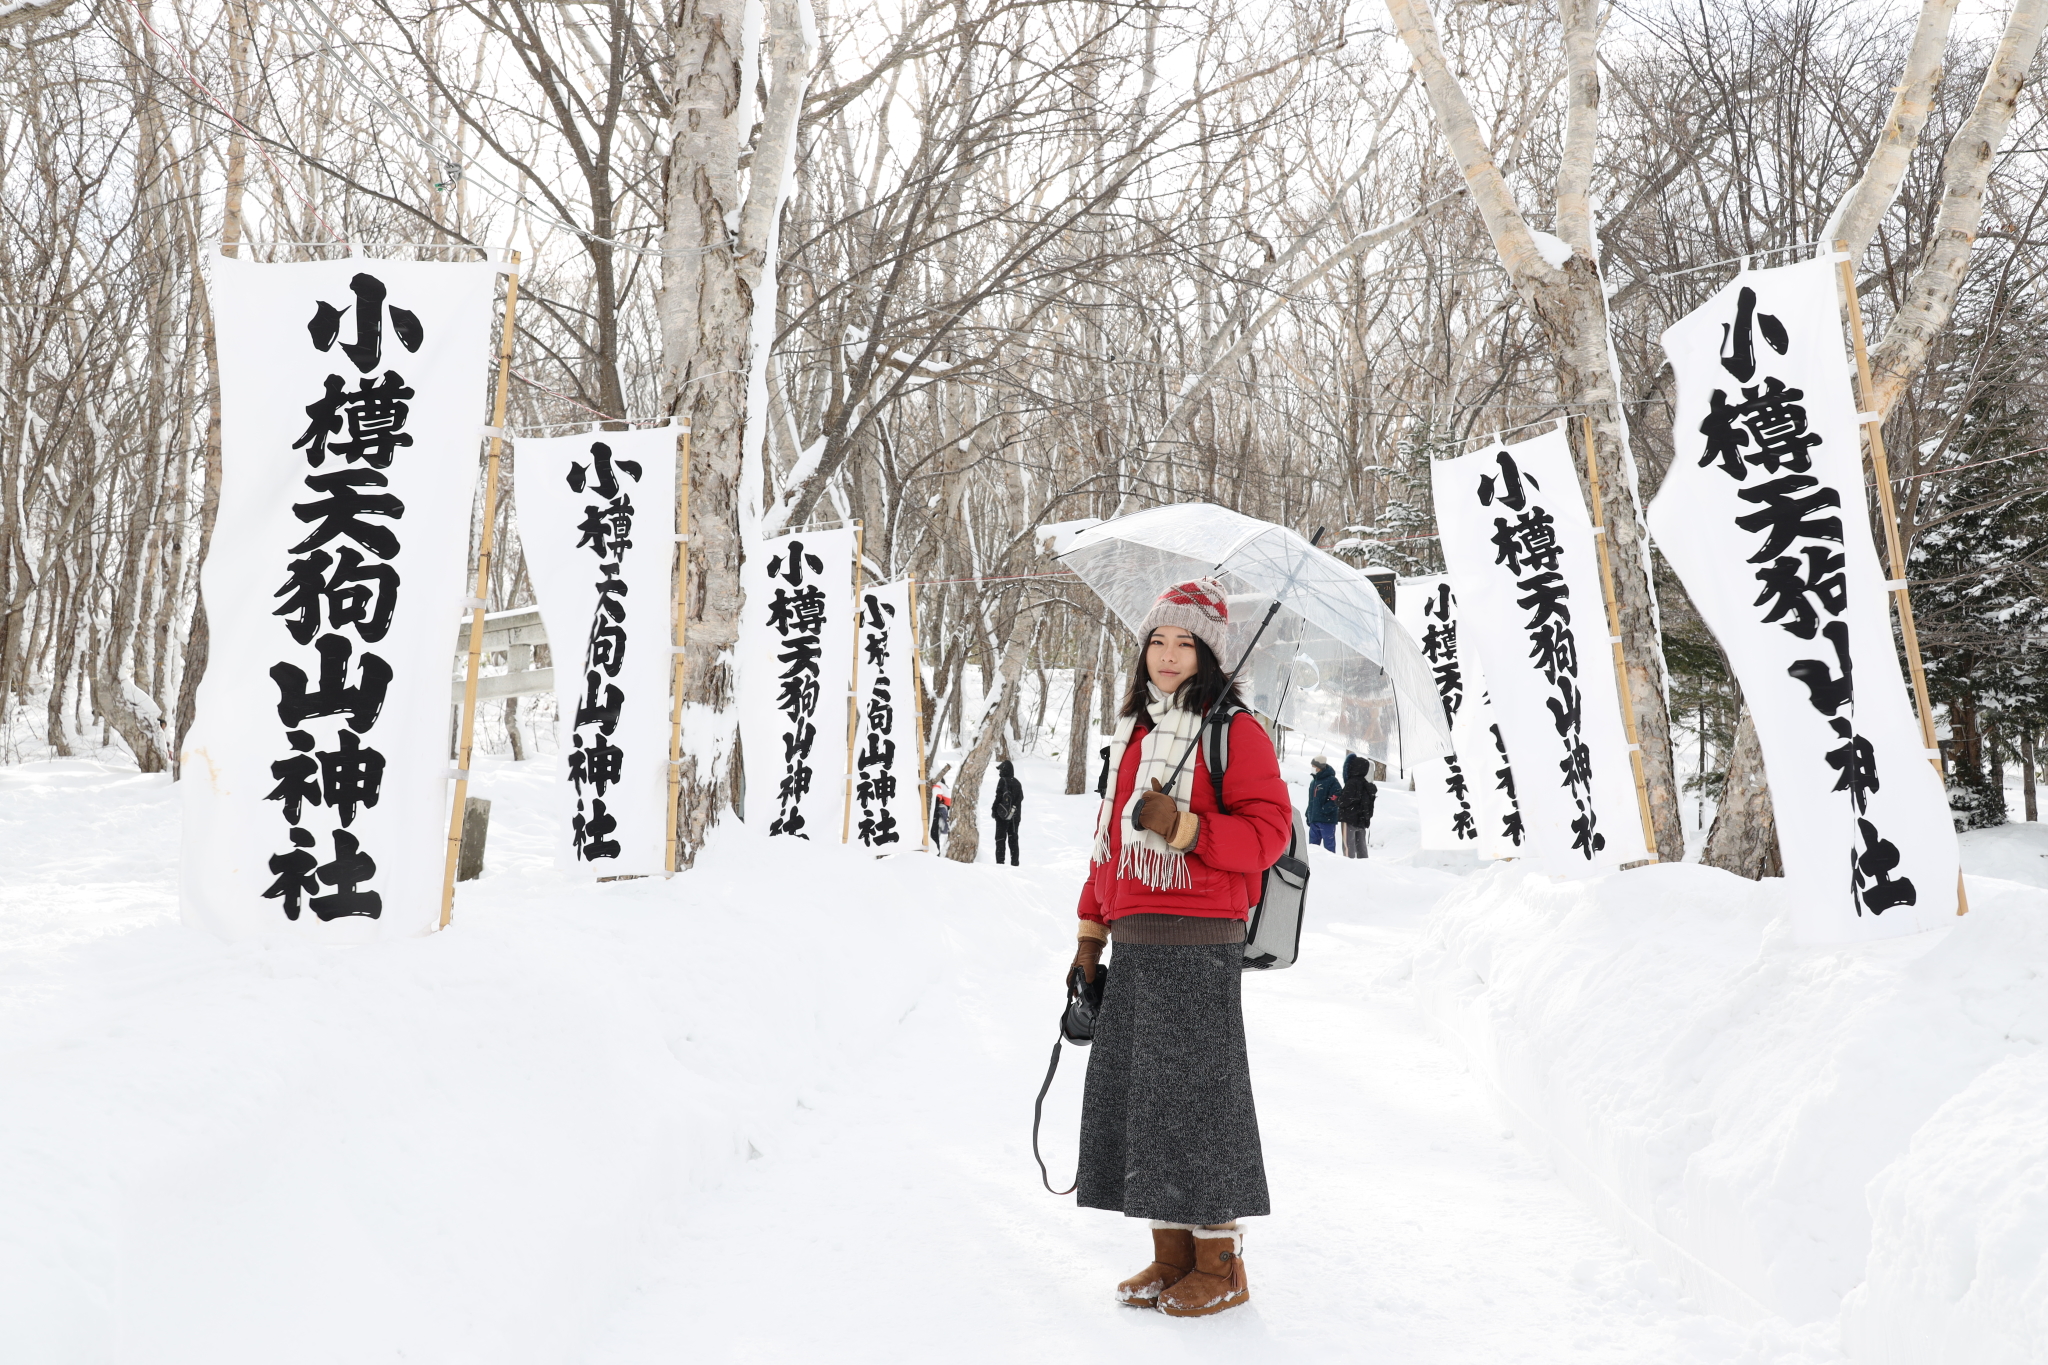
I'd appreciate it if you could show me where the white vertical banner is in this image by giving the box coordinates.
[1454,645,1527,861]
[738,528,856,840]
[847,580,927,851]
[1395,576,1479,851]
[515,425,678,875]
[1434,429,1650,871]
[181,256,499,940]
[1651,257,1956,941]
[1395,575,1522,855]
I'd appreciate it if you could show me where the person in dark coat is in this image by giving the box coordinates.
[991,759,1024,865]
[929,773,952,849]
[1337,753,1376,858]
[1304,757,1341,853]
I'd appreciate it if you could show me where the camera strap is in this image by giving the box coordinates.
[1031,1036,1077,1196]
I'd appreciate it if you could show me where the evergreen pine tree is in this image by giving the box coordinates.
[1913,302,2048,830]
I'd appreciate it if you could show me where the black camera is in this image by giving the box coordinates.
[1061,963,1108,1045]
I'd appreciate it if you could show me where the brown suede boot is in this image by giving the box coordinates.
[1115,1227,1196,1308]
[1157,1226,1249,1317]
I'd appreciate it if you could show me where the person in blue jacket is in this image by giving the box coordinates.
[1304,757,1341,852]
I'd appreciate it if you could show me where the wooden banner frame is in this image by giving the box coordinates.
[907,578,933,851]
[1834,241,1968,916]
[840,524,867,843]
[441,252,521,928]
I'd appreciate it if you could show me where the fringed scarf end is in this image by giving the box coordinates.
[1118,842,1191,892]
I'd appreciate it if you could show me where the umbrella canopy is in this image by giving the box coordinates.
[1057,503,1449,768]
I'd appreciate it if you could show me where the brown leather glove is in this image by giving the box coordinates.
[1136,779,1200,850]
[1135,779,1181,839]
[1072,934,1105,984]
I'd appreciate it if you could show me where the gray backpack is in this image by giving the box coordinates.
[1201,705,1311,971]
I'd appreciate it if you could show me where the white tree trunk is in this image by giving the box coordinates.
[1554,0,1600,255]
[1702,708,1782,879]
[1866,0,2048,417]
[1823,0,1963,261]
[1065,621,1104,795]
[662,0,811,864]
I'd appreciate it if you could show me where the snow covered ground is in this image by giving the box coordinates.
[1415,825,2048,1364]
[0,745,2038,1362]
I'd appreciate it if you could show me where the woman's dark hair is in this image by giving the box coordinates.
[1121,629,1243,723]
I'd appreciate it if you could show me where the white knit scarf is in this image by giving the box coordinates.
[1091,682,1206,891]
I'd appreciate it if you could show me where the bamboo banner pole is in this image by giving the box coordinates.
[1834,241,1968,915]
[664,422,694,876]
[907,576,932,851]
[1581,414,1660,862]
[440,251,521,929]
[840,523,866,843]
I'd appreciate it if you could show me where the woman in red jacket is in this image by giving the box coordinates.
[1070,576,1293,1318]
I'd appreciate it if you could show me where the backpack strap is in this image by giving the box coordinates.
[1203,703,1238,813]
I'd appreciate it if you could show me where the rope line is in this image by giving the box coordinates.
[1892,444,2048,483]
[1452,416,1563,455]
[1651,238,1831,282]
[504,417,673,436]
[1339,531,1440,545]
[223,239,497,257]
[921,570,1081,585]
[509,369,622,422]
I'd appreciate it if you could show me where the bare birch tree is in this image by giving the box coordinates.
[1384,0,1686,860]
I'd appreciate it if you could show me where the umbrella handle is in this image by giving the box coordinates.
[1131,598,1284,830]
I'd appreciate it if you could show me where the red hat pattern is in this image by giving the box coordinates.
[1139,575,1235,665]
[1159,577,1230,621]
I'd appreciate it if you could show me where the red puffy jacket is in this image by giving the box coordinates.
[1077,711,1294,926]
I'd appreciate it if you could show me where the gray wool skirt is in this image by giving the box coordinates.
[1075,939,1270,1224]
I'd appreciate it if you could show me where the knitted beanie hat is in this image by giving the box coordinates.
[1138,575,1234,664]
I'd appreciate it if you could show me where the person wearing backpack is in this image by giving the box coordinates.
[929,774,952,849]
[991,759,1024,865]
[1067,576,1292,1318]
[1303,757,1341,853]
[1337,753,1376,858]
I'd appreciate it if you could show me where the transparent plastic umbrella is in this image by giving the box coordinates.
[1056,503,1450,769]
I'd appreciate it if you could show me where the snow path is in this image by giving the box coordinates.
[579,754,1834,1364]
[1,754,1844,1362]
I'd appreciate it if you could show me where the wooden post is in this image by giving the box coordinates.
[441,252,521,929]
[1834,241,1969,915]
[907,576,932,850]
[664,423,693,875]
[840,523,866,843]
[456,797,491,882]
[1581,414,1659,862]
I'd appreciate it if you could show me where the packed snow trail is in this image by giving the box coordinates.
[574,754,1839,1364]
[1,754,1848,1363]
[583,820,1831,1362]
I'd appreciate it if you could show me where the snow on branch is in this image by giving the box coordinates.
[0,0,77,32]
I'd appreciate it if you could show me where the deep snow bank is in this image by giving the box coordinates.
[1958,819,2048,889]
[1411,861,2048,1358]
[0,758,1061,1364]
